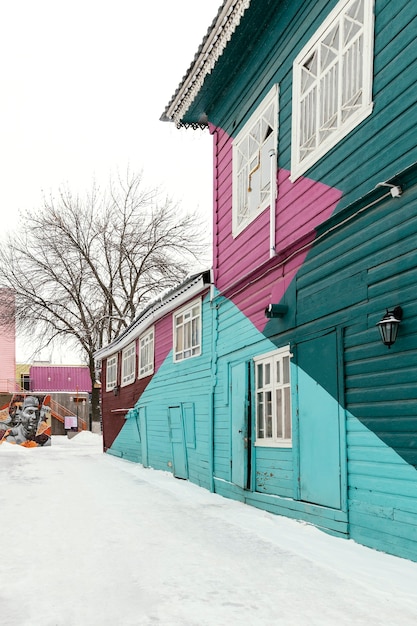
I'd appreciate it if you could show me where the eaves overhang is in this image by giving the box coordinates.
[161,0,251,128]
[94,270,211,362]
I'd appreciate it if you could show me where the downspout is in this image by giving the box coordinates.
[269,148,277,258]
[209,271,218,494]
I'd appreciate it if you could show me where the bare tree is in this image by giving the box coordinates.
[0,171,209,423]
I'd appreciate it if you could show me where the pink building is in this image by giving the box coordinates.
[0,289,16,393]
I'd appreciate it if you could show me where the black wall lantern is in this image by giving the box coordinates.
[265,303,288,319]
[377,306,403,348]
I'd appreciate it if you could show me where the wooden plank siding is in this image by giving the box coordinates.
[204,0,417,559]
[105,292,214,491]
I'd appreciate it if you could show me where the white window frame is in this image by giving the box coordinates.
[254,346,292,447]
[138,327,154,378]
[232,84,278,237]
[121,342,136,387]
[173,299,201,363]
[106,354,118,392]
[291,0,374,181]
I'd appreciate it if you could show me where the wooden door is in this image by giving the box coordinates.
[297,332,342,509]
[231,362,250,489]
[168,406,188,479]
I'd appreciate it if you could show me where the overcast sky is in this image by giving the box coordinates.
[0,0,220,233]
[1,0,220,362]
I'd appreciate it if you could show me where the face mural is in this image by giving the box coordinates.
[0,394,52,447]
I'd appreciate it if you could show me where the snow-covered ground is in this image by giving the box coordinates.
[1,433,417,626]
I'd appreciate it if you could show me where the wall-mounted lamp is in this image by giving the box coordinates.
[265,304,288,319]
[377,306,403,348]
[113,385,120,397]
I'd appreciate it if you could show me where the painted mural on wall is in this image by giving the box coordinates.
[0,394,52,447]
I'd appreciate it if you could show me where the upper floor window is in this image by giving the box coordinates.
[106,354,118,392]
[254,346,292,447]
[232,85,278,236]
[291,0,374,180]
[121,342,136,387]
[139,328,154,378]
[173,299,201,362]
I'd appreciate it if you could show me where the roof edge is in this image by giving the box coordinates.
[161,0,251,127]
[94,269,212,361]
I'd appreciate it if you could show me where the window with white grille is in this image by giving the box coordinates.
[121,342,136,386]
[254,347,292,447]
[291,0,374,180]
[139,328,154,378]
[173,299,201,362]
[106,354,118,392]
[232,85,278,236]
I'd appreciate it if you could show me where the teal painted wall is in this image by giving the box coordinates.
[109,294,213,490]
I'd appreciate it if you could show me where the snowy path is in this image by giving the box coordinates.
[1,433,417,626]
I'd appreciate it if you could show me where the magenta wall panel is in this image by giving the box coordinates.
[211,127,342,330]
[30,366,92,392]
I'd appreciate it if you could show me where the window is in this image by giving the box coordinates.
[121,342,136,386]
[254,347,292,447]
[174,299,201,362]
[20,374,30,391]
[106,354,118,392]
[139,328,154,378]
[232,85,278,236]
[291,0,374,180]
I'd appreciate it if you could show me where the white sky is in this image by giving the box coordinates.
[0,0,218,231]
[1,0,220,362]
[2,432,417,625]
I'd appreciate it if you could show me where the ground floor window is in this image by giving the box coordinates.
[254,346,292,447]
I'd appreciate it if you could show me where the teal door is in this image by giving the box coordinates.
[297,332,342,509]
[137,407,148,467]
[168,406,188,479]
[231,362,250,489]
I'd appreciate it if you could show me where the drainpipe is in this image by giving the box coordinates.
[209,271,218,494]
[269,148,277,258]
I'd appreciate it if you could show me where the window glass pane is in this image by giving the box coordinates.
[284,387,291,439]
[265,363,271,386]
[257,363,263,389]
[276,388,283,438]
[176,326,183,353]
[283,356,289,385]
[266,391,272,438]
[257,393,264,438]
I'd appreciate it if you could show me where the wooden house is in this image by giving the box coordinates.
[100,0,417,561]
[95,271,213,487]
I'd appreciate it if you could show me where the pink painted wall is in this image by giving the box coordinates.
[211,126,343,330]
[30,366,92,392]
[0,289,16,392]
